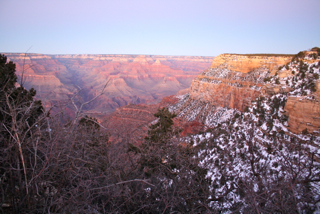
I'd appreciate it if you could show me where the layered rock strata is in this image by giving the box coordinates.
[211,54,293,74]
[170,54,293,126]
[284,97,320,134]
[171,51,320,134]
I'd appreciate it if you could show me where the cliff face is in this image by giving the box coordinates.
[189,54,292,111]
[210,54,292,74]
[171,54,292,123]
[284,97,320,134]
[170,51,320,134]
[187,54,293,113]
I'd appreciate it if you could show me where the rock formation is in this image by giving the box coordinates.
[170,51,320,134]
[189,54,292,111]
[210,54,292,74]
[284,97,320,134]
[170,54,292,123]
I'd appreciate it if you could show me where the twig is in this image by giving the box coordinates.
[90,179,155,191]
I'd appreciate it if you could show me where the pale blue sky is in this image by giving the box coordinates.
[1,0,319,56]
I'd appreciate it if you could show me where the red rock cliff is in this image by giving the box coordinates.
[189,54,292,111]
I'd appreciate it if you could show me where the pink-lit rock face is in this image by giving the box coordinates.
[3,53,214,114]
[189,54,293,111]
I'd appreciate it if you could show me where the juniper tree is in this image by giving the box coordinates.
[126,108,212,213]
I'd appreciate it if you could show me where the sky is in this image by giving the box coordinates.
[0,0,319,56]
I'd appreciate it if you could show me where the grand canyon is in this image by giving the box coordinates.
[4,53,214,113]
[4,51,320,141]
[1,48,320,213]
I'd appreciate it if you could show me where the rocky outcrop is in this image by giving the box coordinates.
[190,79,261,111]
[189,54,292,111]
[170,51,320,135]
[171,54,293,121]
[210,54,293,74]
[285,97,320,134]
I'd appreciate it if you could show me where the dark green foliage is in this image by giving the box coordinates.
[311,47,320,55]
[285,64,289,70]
[299,61,308,74]
[141,108,179,175]
[302,128,309,135]
[292,51,306,62]
[0,54,45,213]
[263,77,272,82]
[297,51,306,58]
[79,115,100,130]
[309,82,317,92]
[311,47,320,51]
[278,65,284,71]
[280,114,288,122]
[0,54,43,128]
[127,142,141,154]
[309,53,317,59]
[145,107,177,143]
[136,107,211,212]
[0,54,17,91]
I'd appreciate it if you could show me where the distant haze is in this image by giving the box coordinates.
[0,0,319,56]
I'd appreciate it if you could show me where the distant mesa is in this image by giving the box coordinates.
[153,59,162,66]
[132,55,148,64]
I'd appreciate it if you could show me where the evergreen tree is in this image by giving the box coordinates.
[145,107,177,144]
[0,54,43,134]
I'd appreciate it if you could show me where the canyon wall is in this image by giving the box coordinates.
[189,54,292,111]
[170,54,292,123]
[284,97,320,134]
[170,51,320,134]
[210,54,293,74]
